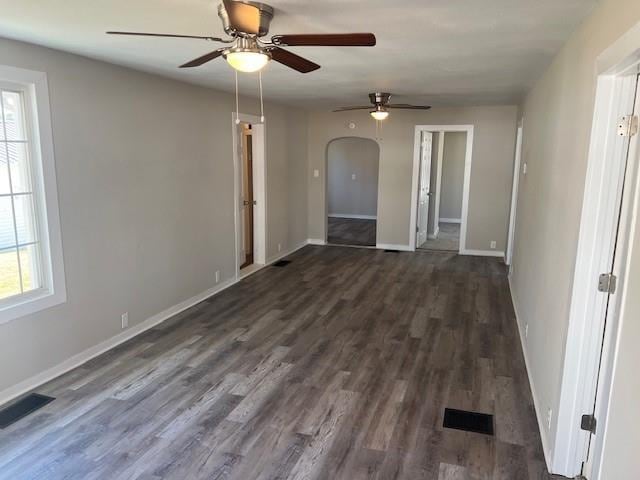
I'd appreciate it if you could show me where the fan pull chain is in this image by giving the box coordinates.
[259,71,265,122]
[235,69,240,125]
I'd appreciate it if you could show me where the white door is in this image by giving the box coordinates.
[416,131,433,246]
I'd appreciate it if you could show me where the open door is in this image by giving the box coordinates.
[239,123,254,270]
[416,131,433,247]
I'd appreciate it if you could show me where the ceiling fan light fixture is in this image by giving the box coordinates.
[370,108,389,121]
[225,49,270,72]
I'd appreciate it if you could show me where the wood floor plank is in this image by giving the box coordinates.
[0,246,552,480]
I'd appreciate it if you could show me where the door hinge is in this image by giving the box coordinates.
[617,115,639,137]
[598,273,617,294]
[581,414,597,434]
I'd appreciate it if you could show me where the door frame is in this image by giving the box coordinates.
[410,125,474,253]
[552,36,640,477]
[429,131,445,239]
[506,123,523,266]
[232,113,266,280]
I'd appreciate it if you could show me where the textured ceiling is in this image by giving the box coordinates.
[0,0,597,108]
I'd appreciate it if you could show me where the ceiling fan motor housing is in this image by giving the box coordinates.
[217,1,274,37]
[369,92,391,106]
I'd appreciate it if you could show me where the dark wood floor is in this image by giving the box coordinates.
[328,217,377,246]
[0,246,554,480]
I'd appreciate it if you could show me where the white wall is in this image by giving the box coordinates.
[0,37,308,396]
[509,0,640,466]
[327,137,379,218]
[307,107,517,250]
[440,132,466,220]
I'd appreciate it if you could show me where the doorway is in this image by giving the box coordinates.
[411,127,473,253]
[554,63,640,477]
[240,123,254,269]
[232,113,266,279]
[326,137,380,247]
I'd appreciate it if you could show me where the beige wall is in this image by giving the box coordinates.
[307,107,517,249]
[509,0,640,466]
[327,137,379,217]
[0,38,308,395]
[440,132,466,220]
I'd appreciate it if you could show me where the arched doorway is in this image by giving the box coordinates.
[326,137,380,247]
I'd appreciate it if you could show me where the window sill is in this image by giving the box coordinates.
[0,288,66,325]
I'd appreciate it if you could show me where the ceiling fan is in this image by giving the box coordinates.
[334,92,431,120]
[107,0,376,74]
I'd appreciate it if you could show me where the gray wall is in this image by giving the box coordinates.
[440,132,466,220]
[509,0,640,469]
[0,38,308,395]
[307,106,517,250]
[327,137,379,217]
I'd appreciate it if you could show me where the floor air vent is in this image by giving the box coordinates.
[384,249,400,253]
[0,393,55,429]
[443,408,494,435]
[273,260,291,267]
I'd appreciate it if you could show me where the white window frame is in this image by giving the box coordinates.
[0,65,65,324]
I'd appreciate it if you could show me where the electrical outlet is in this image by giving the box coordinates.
[313,169,319,178]
[121,312,129,329]
[352,173,356,180]
[523,163,528,175]
[490,240,497,249]
[278,243,282,252]
[547,408,553,430]
[525,323,529,338]
[215,270,220,283]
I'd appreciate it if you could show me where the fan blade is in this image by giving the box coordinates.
[223,0,261,35]
[332,106,373,112]
[107,31,227,42]
[386,104,432,110]
[272,33,376,47]
[269,48,320,73]
[179,48,226,68]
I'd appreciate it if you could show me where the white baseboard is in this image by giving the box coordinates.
[509,276,552,471]
[460,249,505,258]
[440,218,462,224]
[376,243,413,252]
[266,240,309,264]
[328,213,377,220]
[0,240,315,408]
[0,276,236,407]
[428,226,440,240]
[307,238,326,246]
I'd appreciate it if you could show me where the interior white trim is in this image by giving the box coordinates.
[0,240,312,408]
[506,124,523,266]
[0,66,66,325]
[376,243,413,251]
[328,213,377,220]
[307,238,327,246]
[432,131,444,235]
[232,113,266,280]
[509,276,553,469]
[439,217,462,224]
[460,248,505,257]
[410,125,474,253]
[0,276,235,407]
[553,49,640,477]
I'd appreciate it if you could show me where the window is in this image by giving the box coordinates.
[0,66,65,324]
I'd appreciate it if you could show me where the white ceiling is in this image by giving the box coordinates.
[0,0,597,108]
